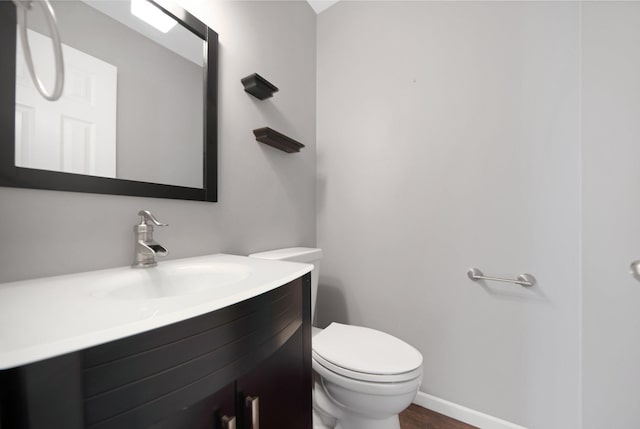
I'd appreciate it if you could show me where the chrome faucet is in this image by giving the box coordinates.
[132,210,168,268]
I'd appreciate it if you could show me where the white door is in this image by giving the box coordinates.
[15,29,117,177]
[582,3,640,427]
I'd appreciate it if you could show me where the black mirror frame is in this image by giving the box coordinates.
[0,0,218,202]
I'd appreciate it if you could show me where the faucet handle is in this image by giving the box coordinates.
[138,210,168,227]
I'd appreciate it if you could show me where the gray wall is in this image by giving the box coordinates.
[8,2,640,427]
[317,2,581,428]
[0,0,316,282]
[582,2,640,427]
[29,1,204,188]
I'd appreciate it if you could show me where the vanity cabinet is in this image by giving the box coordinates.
[0,275,312,429]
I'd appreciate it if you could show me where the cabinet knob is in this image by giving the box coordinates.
[221,415,236,429]
[245,396,259,429]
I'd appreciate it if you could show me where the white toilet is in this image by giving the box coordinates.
[249,247,423,429]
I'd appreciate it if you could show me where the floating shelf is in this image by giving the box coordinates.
[241,73,279,100]
[253,127,305,153]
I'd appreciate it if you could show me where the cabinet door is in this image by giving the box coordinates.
[146,382,236,429]
[236,328,311,429]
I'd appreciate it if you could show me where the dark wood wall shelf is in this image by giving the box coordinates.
[254,127,305,153]
[241,73,279,100]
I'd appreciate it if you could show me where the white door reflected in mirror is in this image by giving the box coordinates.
[15,29,117,177]
[12,0,206,189]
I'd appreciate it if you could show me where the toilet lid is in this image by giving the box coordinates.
[312,323,423,382]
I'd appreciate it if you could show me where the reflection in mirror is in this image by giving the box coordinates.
[15,0,205,188]
[0,0,217,201]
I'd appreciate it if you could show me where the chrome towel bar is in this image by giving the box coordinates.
[467,267,536,287]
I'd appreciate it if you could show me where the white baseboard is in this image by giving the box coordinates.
[413,391,527,429]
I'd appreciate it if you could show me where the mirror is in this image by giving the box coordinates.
[0,0,218,201]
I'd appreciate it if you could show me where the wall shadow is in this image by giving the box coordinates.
[314,276,349,328]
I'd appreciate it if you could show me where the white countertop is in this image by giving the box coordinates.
[0,254,312,370]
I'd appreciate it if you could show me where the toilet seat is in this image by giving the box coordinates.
[313,352,423,383]
[312,323,423,383]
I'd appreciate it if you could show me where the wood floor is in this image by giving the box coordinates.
[399,404,479,429]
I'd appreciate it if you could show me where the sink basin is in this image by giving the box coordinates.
[0,253,313,370]
[92,262,251,300]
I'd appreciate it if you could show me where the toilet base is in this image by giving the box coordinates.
[314,376,410,429]
[313,410,400,429]
[313,409,400,429]
[313,408,335,429]
[333,414,400,429]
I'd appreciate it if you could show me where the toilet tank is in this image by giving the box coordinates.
[249,247,322,322]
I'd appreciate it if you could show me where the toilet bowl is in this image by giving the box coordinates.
[249,248,423,429]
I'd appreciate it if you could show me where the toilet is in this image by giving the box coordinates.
[249,247,423,429]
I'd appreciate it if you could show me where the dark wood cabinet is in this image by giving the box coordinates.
[146,382,235,429]
[0,274,312,429]
[237,327,310,429]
